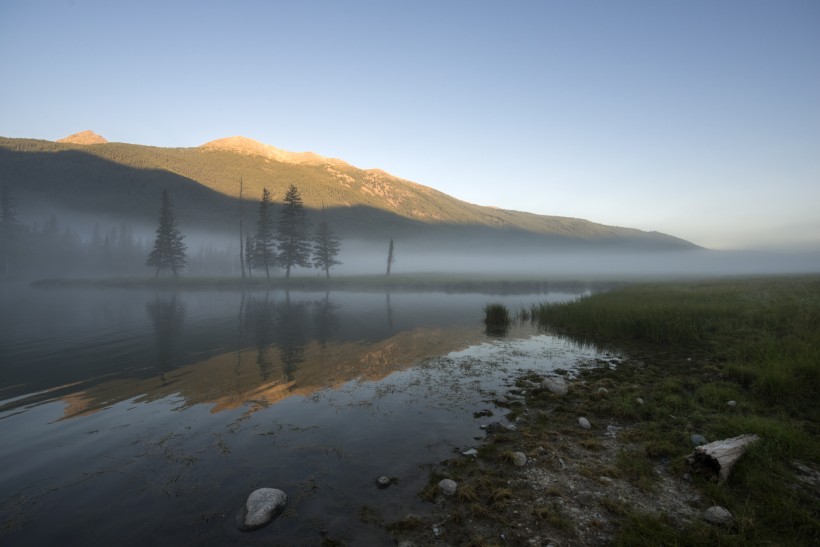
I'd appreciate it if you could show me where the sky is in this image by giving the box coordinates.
[1,0,818,251]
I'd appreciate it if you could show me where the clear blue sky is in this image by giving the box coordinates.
[1,0,818,250]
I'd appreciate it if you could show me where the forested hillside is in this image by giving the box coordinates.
[0,135,697,251]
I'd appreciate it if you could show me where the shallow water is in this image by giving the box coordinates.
[0,285,604,545]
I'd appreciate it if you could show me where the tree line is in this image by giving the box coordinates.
[147,184,342,279]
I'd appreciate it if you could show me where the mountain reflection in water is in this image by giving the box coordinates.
[0,286,597,546]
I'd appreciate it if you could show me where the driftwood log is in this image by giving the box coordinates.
[686,434,761,483]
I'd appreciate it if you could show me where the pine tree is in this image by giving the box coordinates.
[146,190,187,278]
[276,185,311,278]
[238,175,246,279]
[253,188,276,279]
[312,212,342,278]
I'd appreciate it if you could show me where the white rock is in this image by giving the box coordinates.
[727,400,737,407]
[578,417,592,429]
[541,376,569,396]
[376,476,392,488]
[635,398,645,405]
[462,448,479,457]
[512,452,527,467]
[239,488,287,530]
[704,505,733,525]
[438,478,457,496]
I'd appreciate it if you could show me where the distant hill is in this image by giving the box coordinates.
[0,134,698,252]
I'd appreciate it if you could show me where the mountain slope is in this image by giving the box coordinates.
[0,134,697,250]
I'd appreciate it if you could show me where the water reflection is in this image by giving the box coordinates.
[145,294,186,378]
[0,286,603,546]
[0,288,592,420]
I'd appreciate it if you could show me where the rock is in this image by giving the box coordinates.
[235,488,287,531]
[606,424,622,437]
[462,448,479,457]
[512,452,527,467]
[690,434,709,446]
[578,417,592,429]
[727,400,737,407]
[541,376,569,396]
[438,478,457,496]
[703,505,733,525]
[635,397,645,405]
[597,387,609,394]
[376,476,396,489]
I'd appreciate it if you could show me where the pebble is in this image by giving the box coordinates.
[727,400,737,407]
[597,387,609,394]
[690,434,709,446]
[376,476,393,489]
[635,397,645,405]
[462,448,479,457]
[606,424,622,437]
[438,478,457,496]
[512,452,527,467]
[704,505,733,525]
[578,417,592,429]
[235,488,287,531]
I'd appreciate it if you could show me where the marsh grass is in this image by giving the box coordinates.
[483,303,511,334]
[533,275,820,545]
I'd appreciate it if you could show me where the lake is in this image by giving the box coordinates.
[0,284,607,546]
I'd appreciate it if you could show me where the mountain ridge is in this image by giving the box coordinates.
[0,134,698,251]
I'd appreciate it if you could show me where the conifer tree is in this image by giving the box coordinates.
[312,211,342,278]
[276,185,311,278]
[146,190,187,277]
[253,188,276,279]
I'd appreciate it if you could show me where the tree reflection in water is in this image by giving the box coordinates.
[145,293,186,382]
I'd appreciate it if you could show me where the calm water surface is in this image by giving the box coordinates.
[0,285,606,546]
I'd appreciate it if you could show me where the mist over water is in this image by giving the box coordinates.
[3,198,818,281]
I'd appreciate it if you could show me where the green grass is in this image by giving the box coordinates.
[532,275,820,545]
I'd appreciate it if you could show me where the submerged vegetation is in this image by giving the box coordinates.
[450,276,820,545]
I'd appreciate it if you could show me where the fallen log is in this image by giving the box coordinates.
[686,434,761,483]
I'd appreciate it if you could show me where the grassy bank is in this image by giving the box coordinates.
[529,276,820,544]
[396,276,819,545]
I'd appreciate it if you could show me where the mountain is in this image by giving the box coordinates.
[56,130,108,145]
[0,133,697,252]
